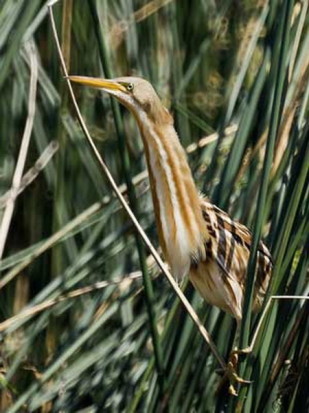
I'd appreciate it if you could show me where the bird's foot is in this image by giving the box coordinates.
[216,349,251,396]
[229,345,252,358]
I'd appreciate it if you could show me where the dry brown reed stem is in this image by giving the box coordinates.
[46,0,226,370]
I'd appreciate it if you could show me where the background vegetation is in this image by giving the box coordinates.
[0,0,308,412]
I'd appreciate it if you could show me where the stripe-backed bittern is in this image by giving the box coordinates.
[69,76,272,341]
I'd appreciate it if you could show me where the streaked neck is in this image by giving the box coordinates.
[137,112,207,280]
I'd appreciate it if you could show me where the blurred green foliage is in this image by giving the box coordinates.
[0,0,308,412]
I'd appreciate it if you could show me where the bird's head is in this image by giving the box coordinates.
[68,75,172,126]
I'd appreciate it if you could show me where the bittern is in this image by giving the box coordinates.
[69,76,273,385]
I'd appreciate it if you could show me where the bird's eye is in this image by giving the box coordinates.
[126,83,134,92]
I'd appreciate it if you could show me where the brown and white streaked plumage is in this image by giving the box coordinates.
[68,75,273,321]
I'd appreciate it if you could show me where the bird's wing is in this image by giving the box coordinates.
[200,199,272,307]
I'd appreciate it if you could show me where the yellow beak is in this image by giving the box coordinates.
[68,76,127,92]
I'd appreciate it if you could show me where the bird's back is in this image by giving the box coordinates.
[189,198,273,320]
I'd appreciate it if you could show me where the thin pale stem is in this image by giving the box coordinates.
[0,41,38,260]
[0,141,59,210]
[236,295,309,355]
[47,2,226,371]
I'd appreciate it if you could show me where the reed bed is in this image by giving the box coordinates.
[0,0,308,411]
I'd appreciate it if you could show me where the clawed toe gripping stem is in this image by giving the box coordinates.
[216,348,252,396]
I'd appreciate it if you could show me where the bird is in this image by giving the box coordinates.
[68,75,273,324]
[68,75,273,394]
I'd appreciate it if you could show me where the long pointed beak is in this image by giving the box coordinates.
[68,76,127,93]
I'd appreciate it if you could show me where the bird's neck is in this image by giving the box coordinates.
[137,113,208,280]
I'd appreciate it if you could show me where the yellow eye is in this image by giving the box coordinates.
[126,83,134,92]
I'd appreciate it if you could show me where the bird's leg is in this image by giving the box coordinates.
[227,319,251,363]
[216,319,251,396]
[221,319,251,395]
